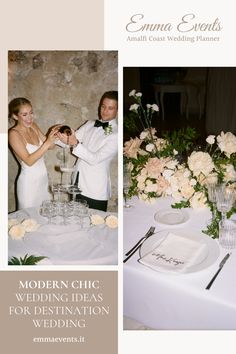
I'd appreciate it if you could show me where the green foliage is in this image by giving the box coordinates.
[162,127,197,157]
[227,206,236,219]
[202,216,221,239]
[130,154,150,170]
[124,112,141,136]
[171,200,190,209]
[8,254,47,265]
[202,208,235,239]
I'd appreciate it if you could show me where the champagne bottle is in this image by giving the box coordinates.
[59,125,72,136]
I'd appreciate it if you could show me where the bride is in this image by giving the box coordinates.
[8,97,58,209]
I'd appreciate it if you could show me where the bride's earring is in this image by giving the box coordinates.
[12,114,18,121]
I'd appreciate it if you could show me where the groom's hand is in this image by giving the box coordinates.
[57,130,78,146]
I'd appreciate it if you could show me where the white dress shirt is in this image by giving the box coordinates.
[72,118,118,200]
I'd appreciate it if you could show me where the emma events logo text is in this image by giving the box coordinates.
[126,13,223,33]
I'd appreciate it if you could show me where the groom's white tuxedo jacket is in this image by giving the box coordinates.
[72,118,118,200]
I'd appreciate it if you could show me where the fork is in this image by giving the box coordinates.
[123,226,155,263]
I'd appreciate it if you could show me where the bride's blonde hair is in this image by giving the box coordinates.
[8,97,32,120]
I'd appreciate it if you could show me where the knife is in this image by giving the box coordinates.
[205,253,231,290]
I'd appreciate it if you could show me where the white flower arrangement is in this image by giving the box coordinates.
[124,90,236,238]
[90,214,105,225]
[105,215,118,228]
[8,218,19,230]
[9,224,26,240]
[8,218,40,240]
[90,214,118,229]
[21,218,40,232]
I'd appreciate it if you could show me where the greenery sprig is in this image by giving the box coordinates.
[8,254,48,265]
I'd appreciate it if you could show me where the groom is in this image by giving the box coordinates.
[57,91,118,211]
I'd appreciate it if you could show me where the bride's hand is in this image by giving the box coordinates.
[45,128,59,147]
[57,130,78,146]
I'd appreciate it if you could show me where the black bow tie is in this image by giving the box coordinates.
[94,120,109,130]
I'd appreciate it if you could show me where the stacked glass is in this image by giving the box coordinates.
[40,199,89,227]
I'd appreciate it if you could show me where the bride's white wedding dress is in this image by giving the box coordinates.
[17,141,51,209]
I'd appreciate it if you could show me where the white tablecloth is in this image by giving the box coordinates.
[8,208,118,265]
[123,196,236,329]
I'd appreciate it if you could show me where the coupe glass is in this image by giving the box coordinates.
[51,183,65,202]
[75,201,89,228]
[40,200,56,224]
[68,185,82,202]
[62,202,74,225]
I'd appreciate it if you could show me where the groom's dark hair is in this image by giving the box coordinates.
[98,91,118,119]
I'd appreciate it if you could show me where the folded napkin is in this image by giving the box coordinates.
[139,232,207,274]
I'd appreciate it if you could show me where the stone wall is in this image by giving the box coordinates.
[8,50,118,212]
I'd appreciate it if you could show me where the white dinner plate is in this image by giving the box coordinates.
[139,228,220,274]
[154,208,189,225]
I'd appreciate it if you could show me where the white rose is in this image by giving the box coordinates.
[190,191,208,209]
[135,92,142,97]
[138,193,148,201]
[163,169,175,181]
[123,137,142,158]
[144,180,157,193]
[173,149,178,156]
[90,214,105,225]
[137,174,146,190]
[9,224,26,240]
[197,173,208,186]
[146,143,155,152]
[8,219,19,230]
[206,173,218,183]
[188,151,214,177]
[206,135,215,145]
[183,169,191,178]
[217,131,236,157]
[169,176,179,191]
[129,89,136,97]
[180,183,195,199]
[171,191,183,202]
[190,178,197,186]
[137,174,146,183]
[105,215,118,229]
[140,130,149,140]
[137,181,145,190]
[150,104,159,112]
[165,158,179,170]
[21,218,40,232]
[155,138,168,151]
[129,103,139,112]
[223,164,236,183]
[225,184,236,198]
[138,149,149,156]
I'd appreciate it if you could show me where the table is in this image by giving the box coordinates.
[8,207,118,265]
[123,196,236,329]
